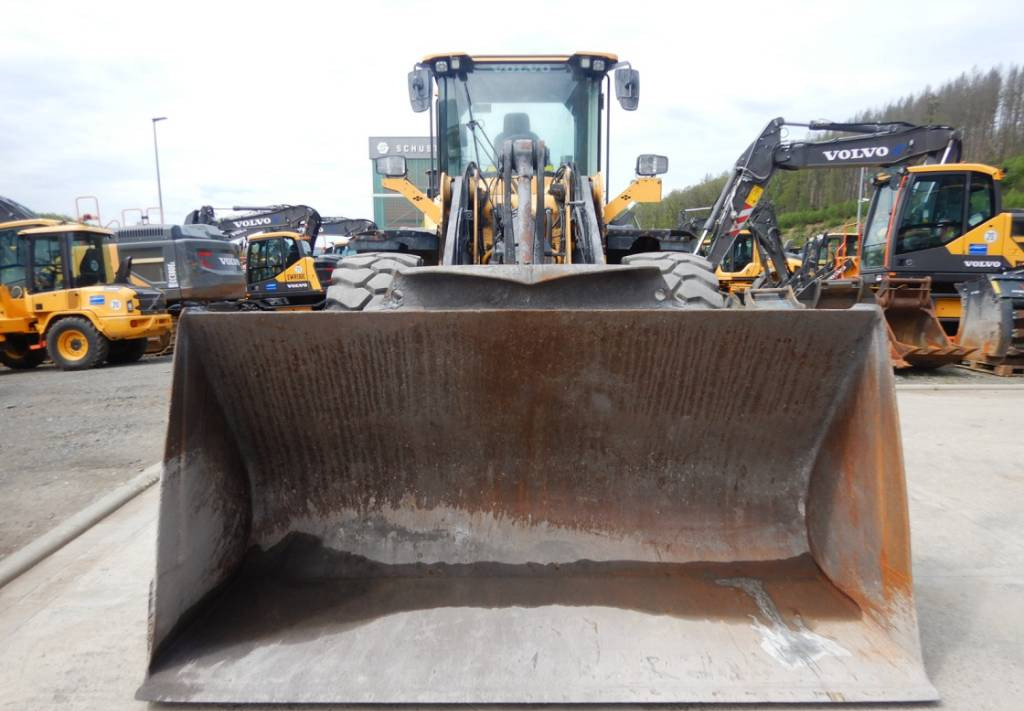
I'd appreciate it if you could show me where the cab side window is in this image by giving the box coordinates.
[32,237,65,292]
[896,173,967,254]
[721,234,753,272]
[967,174,995,228]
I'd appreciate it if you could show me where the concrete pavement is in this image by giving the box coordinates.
[0,388,1021,710]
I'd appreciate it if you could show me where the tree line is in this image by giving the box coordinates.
[637,64,1024,236]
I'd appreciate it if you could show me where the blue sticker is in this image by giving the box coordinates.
[265,282,278,291]
[89,295,105,305]
[969,243,988,255]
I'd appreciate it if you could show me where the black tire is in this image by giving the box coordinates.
[0,336,46,369]
[45,317,109,371]
[106,338,149,364]
[325,252,424,311]
[622,252,724,308]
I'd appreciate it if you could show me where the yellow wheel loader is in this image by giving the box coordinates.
[0,219,171,370]
[139,54,935,704]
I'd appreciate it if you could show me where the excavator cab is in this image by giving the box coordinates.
[861,164,1023,332]
[243,231,324,310]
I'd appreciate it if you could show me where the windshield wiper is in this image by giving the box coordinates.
[461,79,498,168]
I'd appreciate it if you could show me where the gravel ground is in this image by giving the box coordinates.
[0,356,173,559]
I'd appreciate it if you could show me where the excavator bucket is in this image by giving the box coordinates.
[876,277,973,369]
[139,286,935,704]
[797,278,875,310]
[957,272,1024,375]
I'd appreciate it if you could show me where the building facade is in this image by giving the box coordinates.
[368,137,435,229]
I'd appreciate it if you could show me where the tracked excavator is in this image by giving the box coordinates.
[140,53,935,704]
[186,204,327,309]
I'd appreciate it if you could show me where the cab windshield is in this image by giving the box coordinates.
[0,227,30,287]
[438,62,602,175]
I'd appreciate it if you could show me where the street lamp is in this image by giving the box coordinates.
[151,117,167,225]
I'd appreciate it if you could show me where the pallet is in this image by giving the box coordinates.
[958,359,1024,377]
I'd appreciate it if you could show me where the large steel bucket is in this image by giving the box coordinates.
[957,272,1024,371]
[138,304,935,703]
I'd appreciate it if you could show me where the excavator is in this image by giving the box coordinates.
[114,222,246,354]
[139,54,935,704]
[186,204,326,309]
[859,164,1024,371]
[692,117,981,368]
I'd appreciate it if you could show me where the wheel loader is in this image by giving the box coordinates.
[0,218,171,370]
[140,53,935,704]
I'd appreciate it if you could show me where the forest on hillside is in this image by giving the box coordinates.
[637,64,1024,237]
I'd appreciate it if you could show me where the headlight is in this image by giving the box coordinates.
[635,154,669,177]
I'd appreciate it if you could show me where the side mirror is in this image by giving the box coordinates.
[114,255,133,284]
[614,68,640,111]
[408,68,432,113]
[635,154,668,176]
[376,155,408,178]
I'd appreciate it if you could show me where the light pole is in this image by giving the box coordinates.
[151,117,167,224]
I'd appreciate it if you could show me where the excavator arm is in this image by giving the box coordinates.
[698,118,962,269]
[186,204,323,244]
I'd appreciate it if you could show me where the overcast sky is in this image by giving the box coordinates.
[2,0,1021,225]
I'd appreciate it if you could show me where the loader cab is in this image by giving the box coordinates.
[0,219,59,290]
[419,53,623,178]
[7,225,118,294]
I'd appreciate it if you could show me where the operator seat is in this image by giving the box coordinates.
[495,113,539,147]
[77,248,102,286]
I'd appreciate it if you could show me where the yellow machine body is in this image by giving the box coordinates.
[0,221,170,370]
[244,230,323,310]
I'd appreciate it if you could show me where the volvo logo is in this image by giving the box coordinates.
[235,217,272,228]
[822,146,890,161]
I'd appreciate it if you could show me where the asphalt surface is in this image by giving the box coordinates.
[0,356,173,559]
[0,349,1021,711]
[0,353,1011,562]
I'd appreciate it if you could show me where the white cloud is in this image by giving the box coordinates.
[1,0,1020,224]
